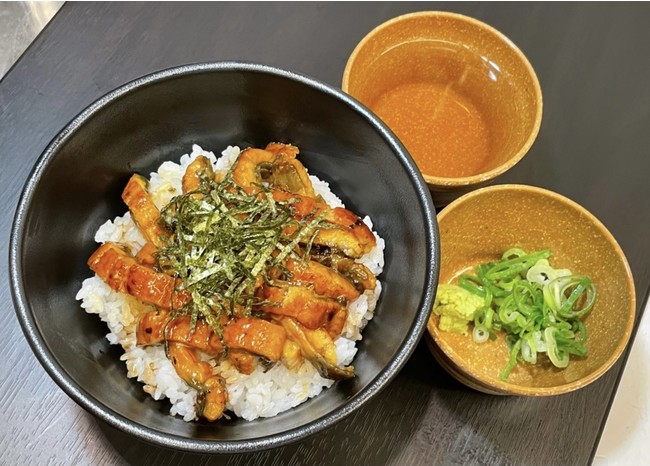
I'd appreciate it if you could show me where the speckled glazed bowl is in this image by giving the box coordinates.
[10,62,439,452]
[343,12,543,206]
[426,184,635,396]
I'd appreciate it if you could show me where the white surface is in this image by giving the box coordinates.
[594,298,650,465]
[0,1,63,79]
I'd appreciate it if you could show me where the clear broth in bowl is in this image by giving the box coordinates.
[370,81,491,178]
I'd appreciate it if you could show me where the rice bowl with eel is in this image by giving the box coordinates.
[76,143,385,422]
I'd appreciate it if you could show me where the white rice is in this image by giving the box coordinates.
[76,144,385,421]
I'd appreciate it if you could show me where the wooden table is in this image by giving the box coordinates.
[2,3,649,464]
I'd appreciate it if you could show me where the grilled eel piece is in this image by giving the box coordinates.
[277,317,354,380]
[137,310,287,363]
[231,145,376,259]
[232,144,315,198]
[256,282,344,331]
[274,259,358,338]
[283,258,360,302]
[122,174,170,248]
[124,155,216,267]
[270,189,376,259]
[88,242,191,310]
[166,342,228,421]
[182,155,214,194]
[139,310,353,381]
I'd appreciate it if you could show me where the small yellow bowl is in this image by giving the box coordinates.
[343,12,543,206]
[427,184,636,396]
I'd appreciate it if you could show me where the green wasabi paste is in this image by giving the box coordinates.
[433,284,483,335]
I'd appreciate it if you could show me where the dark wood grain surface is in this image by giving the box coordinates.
[2,2,649,465]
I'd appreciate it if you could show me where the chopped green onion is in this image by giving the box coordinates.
[501,339,522,381]
[526,259,571,285]
[458,249,596,380]
[544,327,569,368]
[473,325,489,343]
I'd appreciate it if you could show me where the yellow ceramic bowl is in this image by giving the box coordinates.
[427,184,636,396]
[343,12,543,206]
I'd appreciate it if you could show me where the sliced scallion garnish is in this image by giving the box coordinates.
[459,249,596,380]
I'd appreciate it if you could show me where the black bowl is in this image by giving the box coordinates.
[10,62,438,453]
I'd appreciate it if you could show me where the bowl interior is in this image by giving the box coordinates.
[429,185,635,395]
[13,65,437,448]
[343,12,542,186]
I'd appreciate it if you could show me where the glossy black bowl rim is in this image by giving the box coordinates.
[9,61,439,453]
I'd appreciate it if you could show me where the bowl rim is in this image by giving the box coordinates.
[9,61,440,453]
[428,183,636,396]
[341,10,544,188]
